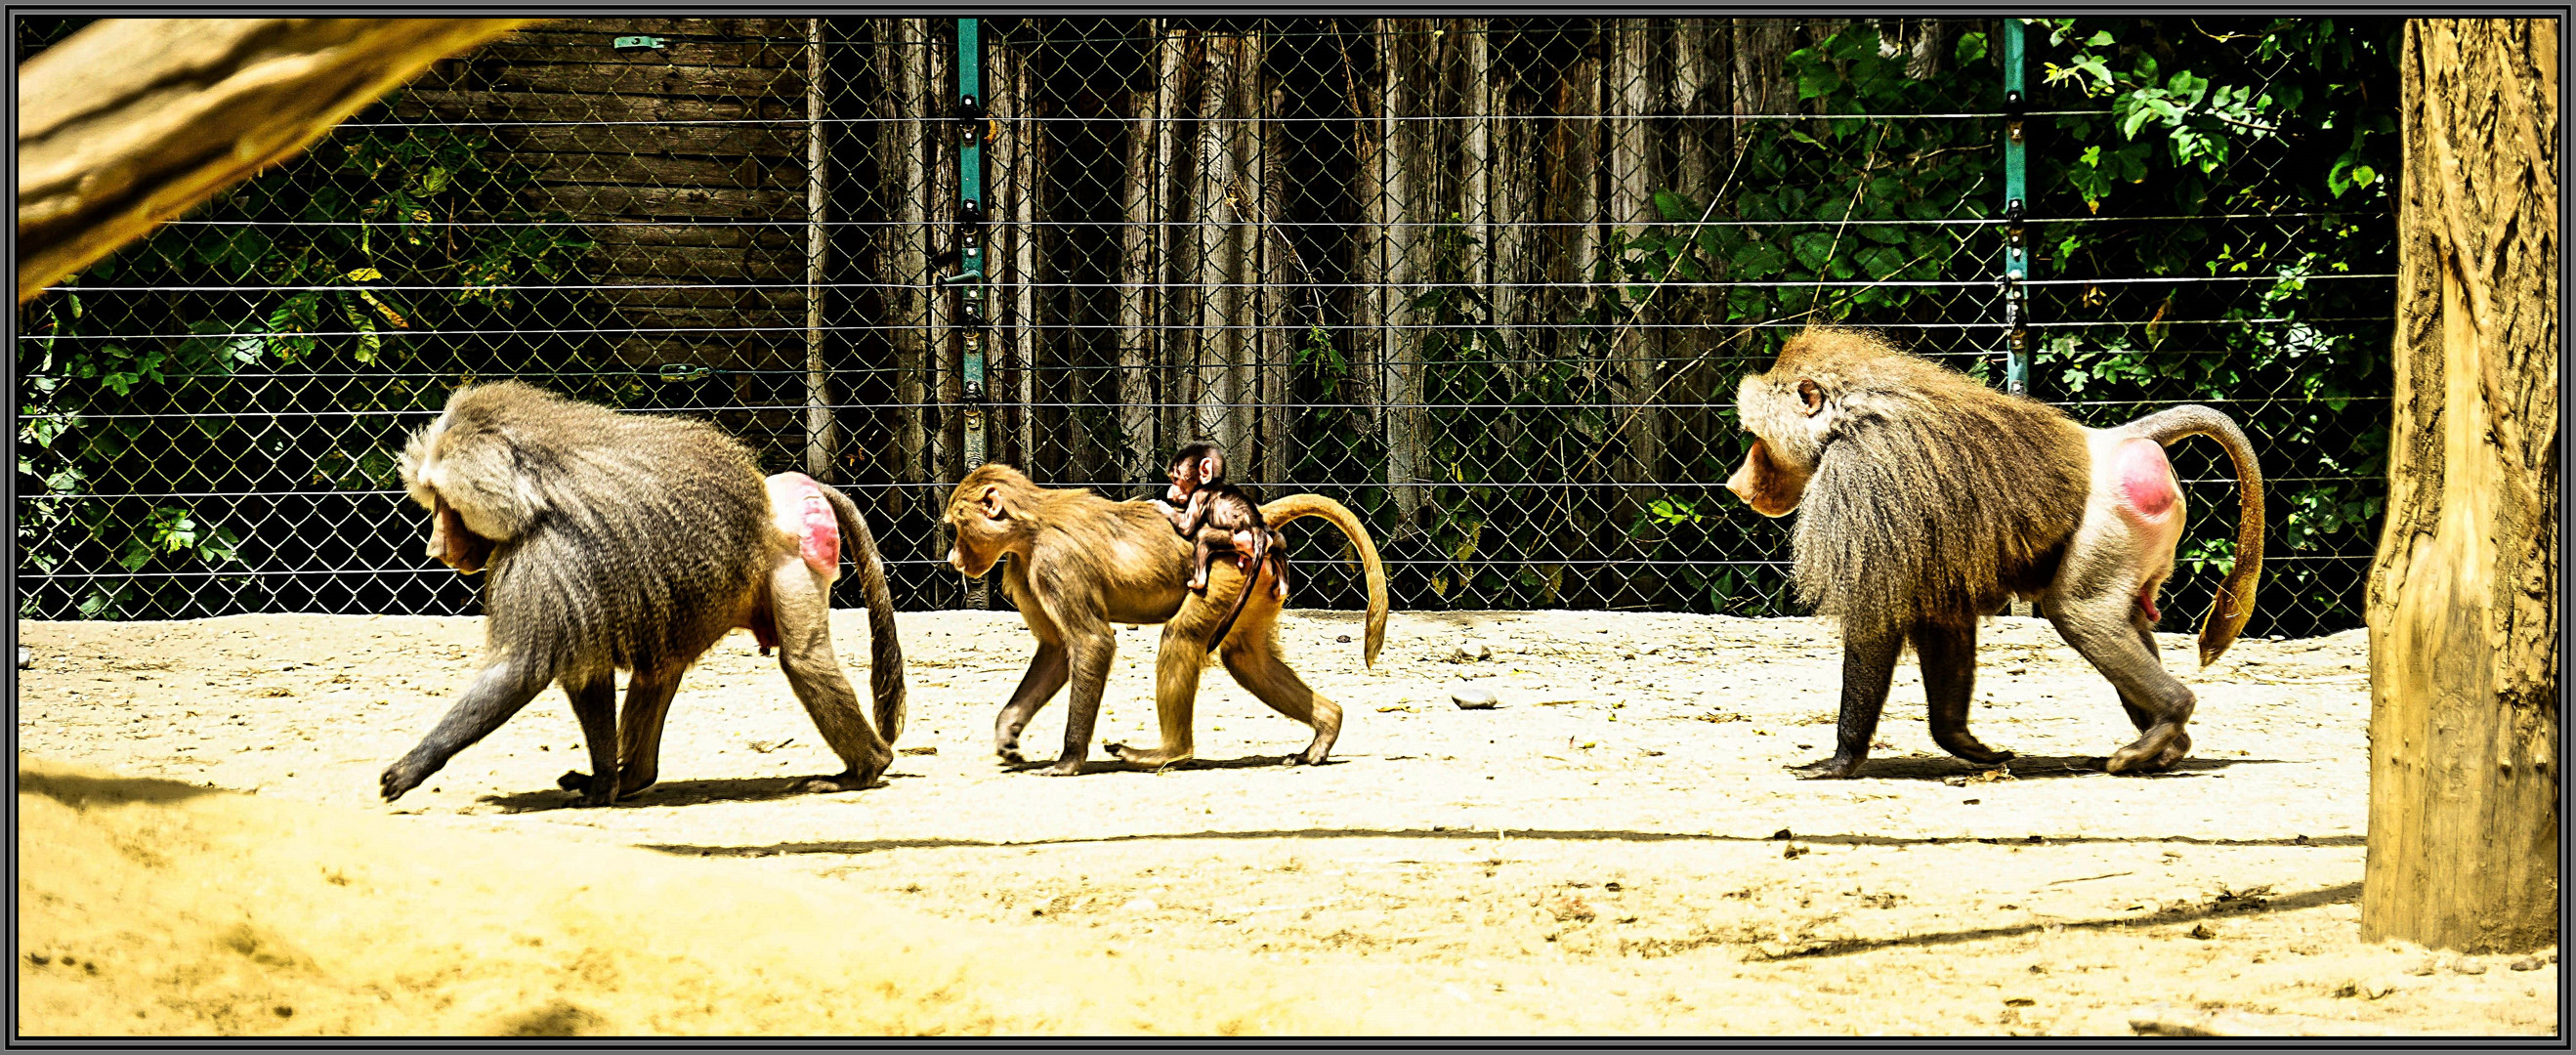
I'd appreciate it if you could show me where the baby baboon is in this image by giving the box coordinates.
[1162,441,1288,652]
[385,381,906,806]
[1727,328,2262,779]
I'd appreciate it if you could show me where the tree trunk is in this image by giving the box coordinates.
[925,28,961,489]
[1257,80,1291,486]
[1190,32,1246,451]
[992,39,1044,475]
[2364,18,2558,954]
[16,18,533,303]
[875,19,932,495]
[1609,19,1662,495]
[1549,44,1604,457]
[1115,23,1176,483]
[1376,19,1434,533]
[804,18,834,480]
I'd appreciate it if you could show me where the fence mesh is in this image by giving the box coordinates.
[15,17,2393,635]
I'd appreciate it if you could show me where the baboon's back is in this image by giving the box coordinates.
[459,384,773,677]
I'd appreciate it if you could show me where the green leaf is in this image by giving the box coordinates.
[1797,63,1841,101]
[1652,189,1695,223]
[1954,31,1987,65]
[1790,232,1837,274]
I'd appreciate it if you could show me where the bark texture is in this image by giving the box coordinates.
[17,18,532,303]
[2364,18,2559,954]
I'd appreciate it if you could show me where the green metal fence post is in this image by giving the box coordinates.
[2002,18,2033,617]
[952,17,991,607]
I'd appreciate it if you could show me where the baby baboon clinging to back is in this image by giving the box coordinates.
[1727,327,2263,779]
[1162,441,1288,652]
[387,381,906,806]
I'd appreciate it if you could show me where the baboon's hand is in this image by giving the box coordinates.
[380,754,437,801]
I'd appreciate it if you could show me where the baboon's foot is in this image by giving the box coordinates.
[2105,727,2191,774]
[557,769,658,800]
[995,742,1032,765]
[1932,733,2014,767]
[379,754,439,802]
[1109,741,1192,771]
[1186,573,1209,591]
[1792,754,1867,780]
[783,771,872,793]
[1288,738,1333,767]
[1036,756,1088,777]
[554,769,618,807]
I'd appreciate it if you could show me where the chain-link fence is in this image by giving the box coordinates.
[15,17,2395,636]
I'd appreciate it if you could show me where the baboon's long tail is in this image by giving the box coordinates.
[819,482,908,742]
[1259,493,1390,667]
[2136,404,2264,667]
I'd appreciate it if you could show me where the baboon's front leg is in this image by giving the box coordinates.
[1915,620,2010,765]
[1042,628,1118,776]
[554,664,682,799]
[381,656,553,801]
[561,674,622,806]
[1794,624,1905,780]
[993,640,1069,764]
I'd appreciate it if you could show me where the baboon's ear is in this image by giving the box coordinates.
[979,484,1007,520]
[1197,454,1219,484]
[1796,380,1825,415]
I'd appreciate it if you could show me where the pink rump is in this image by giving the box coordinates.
[2116,438,2178,519]
[767,471,841,578]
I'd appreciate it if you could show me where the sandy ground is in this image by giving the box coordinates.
[15,609,2560,1036]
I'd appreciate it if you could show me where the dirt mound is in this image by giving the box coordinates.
[15,755,1507,1036]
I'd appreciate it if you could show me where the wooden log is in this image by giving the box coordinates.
[1609,18,1663,495]
[2364,17,2559,954]
[1114,25,1178,483]
[802,17,832,481]
[471,40,802,67]
[523,18,806,39]
[18,18,533,303]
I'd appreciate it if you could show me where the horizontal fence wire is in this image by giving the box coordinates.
[16,16,2394,634]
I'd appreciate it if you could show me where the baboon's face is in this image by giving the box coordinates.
[943,482,1013,579]
[1726,369,1835,517]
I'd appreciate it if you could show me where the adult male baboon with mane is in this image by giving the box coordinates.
[1726,328,2263,779]
[384,381,906,805]
[943,463,1388,776]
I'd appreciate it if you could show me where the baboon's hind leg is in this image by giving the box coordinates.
[2046,590,2195,774]
[1916,620,2011,765]
[1217,605,1339,767]
[770,562,894,792]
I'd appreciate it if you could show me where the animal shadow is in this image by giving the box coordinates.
[478,772,899,812]
[19,768,220,807]
[1824,752,2288,781]
[1003,752,1348,775]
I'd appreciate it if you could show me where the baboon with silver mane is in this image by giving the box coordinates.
[384,381,906,805]
[1727,327,2263,779]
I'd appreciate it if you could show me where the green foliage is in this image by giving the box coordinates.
[16,113,595,618]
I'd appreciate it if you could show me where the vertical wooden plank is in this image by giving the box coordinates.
[1610,18,1661,494]
[876,18,931,495]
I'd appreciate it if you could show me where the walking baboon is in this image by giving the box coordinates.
[1726,328,2263,779]
[944,463,1387,776]
[385,381,906,805]
[1162,441,1288,652]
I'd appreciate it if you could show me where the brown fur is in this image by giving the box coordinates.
[1742,329,2090,640]
[383,381,906,805]
[1728,328,2263,778]
[945,463,1386,776]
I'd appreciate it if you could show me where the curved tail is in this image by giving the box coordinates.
[2136,404,2264,666]
[1258,493,1389,667]
[818,482,908,742]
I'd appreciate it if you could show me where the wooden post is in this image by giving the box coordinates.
[2364,18,2559,954]
[804,18,834,480]
[17,18,532,303]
